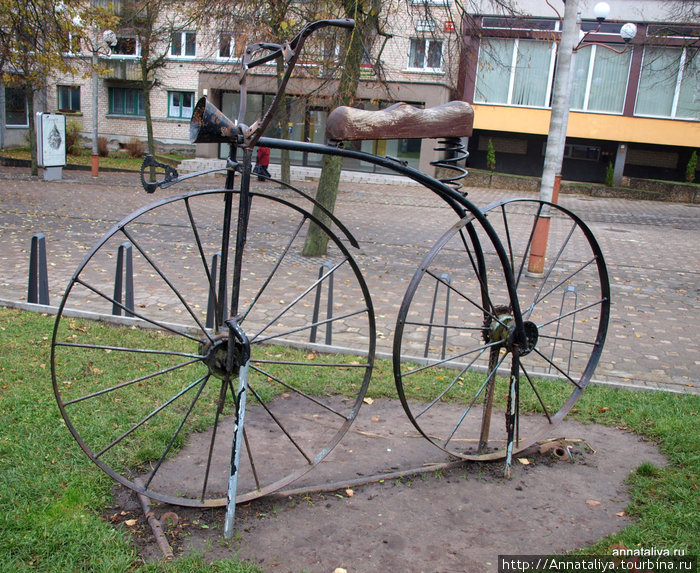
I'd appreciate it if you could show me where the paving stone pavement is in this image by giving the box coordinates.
[0,166,697,395]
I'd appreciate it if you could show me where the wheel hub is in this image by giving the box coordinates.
[199,333,246,380]
[485,306,538,356]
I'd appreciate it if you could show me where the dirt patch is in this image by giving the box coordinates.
[111,398,665,572]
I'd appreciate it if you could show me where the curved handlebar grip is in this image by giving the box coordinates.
[326,18,355,29]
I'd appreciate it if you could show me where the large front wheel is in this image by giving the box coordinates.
[393,199,610,460]
[51,188,375,507]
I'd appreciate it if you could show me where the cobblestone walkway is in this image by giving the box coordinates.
[1,167,697,394]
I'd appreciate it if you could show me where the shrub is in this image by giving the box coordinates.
[97,136,110,157]
[486,138,496,171]
[65,119,83,155]
[124,137,144,158]
[605,161,614,187]
[685,150,697,183]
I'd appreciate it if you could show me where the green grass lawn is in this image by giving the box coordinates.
[0,306,697,571]
[1,147,187,172]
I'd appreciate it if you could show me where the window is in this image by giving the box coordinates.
[218,32,234,59]
[636,47,699,120]
[4,87,28,126]
[109,87,145,116]
[112,36,139,56]
[171,31,196,57]
[57,85,80,112]
[570,45,631,114]
[408,38,443,71]
[474,38,554,107]
[168,91,194,118]
[67,33,82,54]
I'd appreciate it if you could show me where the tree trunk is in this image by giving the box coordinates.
[26,85,37,176]
[301,0,379,256]
[301,153,342,255]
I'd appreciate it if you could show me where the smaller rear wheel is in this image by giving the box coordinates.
[393,199,610,460]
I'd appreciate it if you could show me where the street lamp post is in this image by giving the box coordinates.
[527,0,582,276]
[527,1,636,276]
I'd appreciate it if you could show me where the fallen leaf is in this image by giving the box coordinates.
[598,407,610,412]
[518,458,531,465]
[363,397,374,405]
[345,489,354,498]
[124,519,138,526]
[586,500,601,507]
[615,511,626,517]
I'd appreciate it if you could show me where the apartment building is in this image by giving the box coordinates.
[460,0,699,183]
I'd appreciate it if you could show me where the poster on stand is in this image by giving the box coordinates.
[36,113,66,168]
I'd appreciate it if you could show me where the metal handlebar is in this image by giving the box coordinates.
[238,18,355,148]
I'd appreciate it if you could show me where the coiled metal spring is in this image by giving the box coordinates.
[431,136,469,194]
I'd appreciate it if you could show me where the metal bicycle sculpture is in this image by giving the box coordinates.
[51,19,610,536]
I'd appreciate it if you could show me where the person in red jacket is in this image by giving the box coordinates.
[255,146,270,181]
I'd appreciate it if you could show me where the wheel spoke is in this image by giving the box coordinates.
[95,373,208,458]
[524,221,577,320]
[121,227,212,341]
[444,350,510,448]
[247,382,313,465]
[525,256,597,318]
[239,216,307,323]
[250,364,351,419]
[252,308,369,345]
[530,347,583,388]
[62,357,201,406]
[249,257,349,343]
[200,379,229,502]
[514,202,545,290]
[519,362,553,424]
[184,197,222,332]
[536,297,606,330]
[73,278,202,343]
[145,374,212,488]
[402,339,502,378]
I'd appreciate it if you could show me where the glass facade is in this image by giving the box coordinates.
[475,38,554,107]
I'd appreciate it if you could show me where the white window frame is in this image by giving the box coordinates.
[473,38,556,108]
[110,35,140,58]
[407,38,444,72]
[217,32,235,60]
[168,91,195,119]
[570,44,632,115]
[57,85,81,113]
[170,31,196,58]
[4,87,28,127]
[635,46,698,120]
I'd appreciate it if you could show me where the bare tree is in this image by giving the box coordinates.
[0,0,111,174]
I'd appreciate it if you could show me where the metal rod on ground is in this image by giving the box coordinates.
[27,233,50,305]
[112,242,134,316]
[133,478,174,560]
